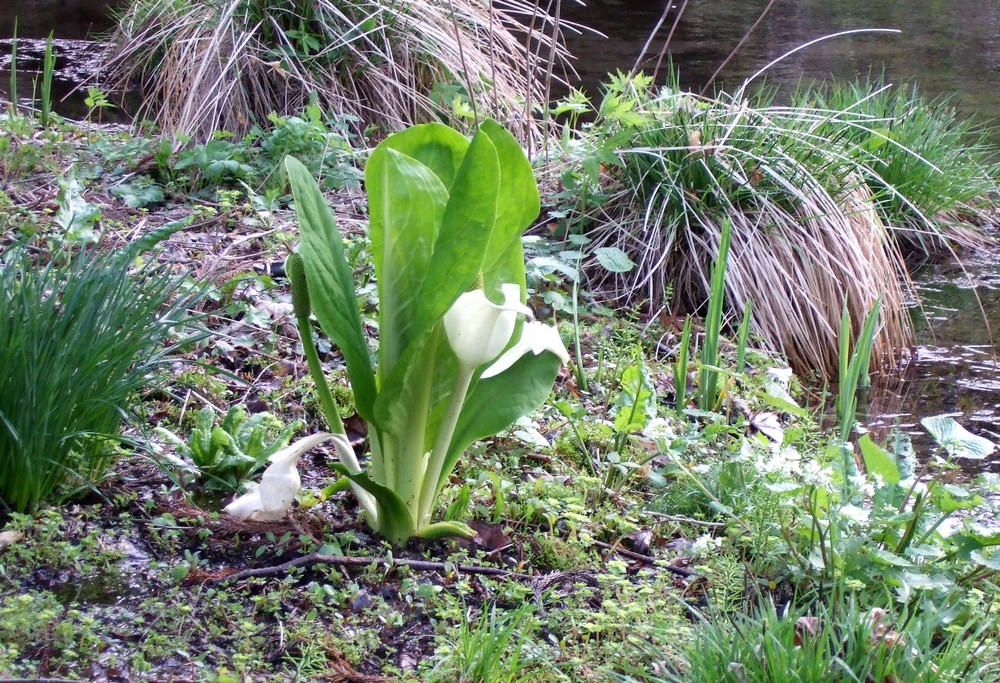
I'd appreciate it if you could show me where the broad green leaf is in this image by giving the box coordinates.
[287,157,378,423]
[478,120,539,281]
[897,571,954,592]
[440,350,564,493]
[763,481,805,495]
[366,147,449,372]
[374,122,469,190]
[930,482,984,513]
[418,130,500,325]
[871,548,912,568]
[613,361,656,433]
[594,247,636,273]
[921,415,995,459]
[858,434,901,485]
[971,548,1000,570]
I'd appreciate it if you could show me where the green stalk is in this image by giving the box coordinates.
[288,254,380,524]
[571,274,588,392]
[418,363,476,527]
[699,219,731,411]
[287,254,345,436]
[675,316,692,414]
[735,299,753,373]
[39,32,54,128]
[391,330,441,521]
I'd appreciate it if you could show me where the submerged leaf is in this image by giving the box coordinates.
[921,415,995,459]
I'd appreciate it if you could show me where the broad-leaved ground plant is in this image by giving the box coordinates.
[286,121,569,544]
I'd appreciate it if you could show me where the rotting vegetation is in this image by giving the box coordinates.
[3,13,1000,683]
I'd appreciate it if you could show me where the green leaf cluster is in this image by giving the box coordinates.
[287,120,565,544]
[155,405,304,491]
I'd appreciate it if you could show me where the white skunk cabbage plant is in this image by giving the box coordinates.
[284,121,567,545]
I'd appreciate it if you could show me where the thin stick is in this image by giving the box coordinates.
[591,540,698,577]
[209,552,534,584]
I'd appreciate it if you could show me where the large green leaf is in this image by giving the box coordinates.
[478,120,539,280]
[477,122,536,343]
[439,350,563,493]
[417,130,500,326]
[375,122,469,190]
[286,157,377,423]
[858,434,901,485]
[366,147,449,373]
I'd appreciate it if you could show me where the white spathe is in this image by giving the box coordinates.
[443,283,530,369]
[481,321,570,378]
[224,432,333,522]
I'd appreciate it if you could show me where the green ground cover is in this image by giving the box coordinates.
[1,67,1000,681]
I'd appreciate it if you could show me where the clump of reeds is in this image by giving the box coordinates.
[788,77,1000,255]
[106,0,576,144]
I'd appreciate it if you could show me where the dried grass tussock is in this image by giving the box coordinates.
[556,80,919,379]
[107,0,576,143]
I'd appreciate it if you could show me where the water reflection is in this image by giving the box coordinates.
[866,249,1000,472]
[0,0,121,39]
[0,1,123,118]
[563,0,1000,133]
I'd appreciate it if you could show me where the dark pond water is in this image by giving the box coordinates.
[562,0,1000,134]
[0,0,122,118]
[2,0,1000,467]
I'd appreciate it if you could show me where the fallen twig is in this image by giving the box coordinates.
[208,551,535,585]
[592,539,699,578]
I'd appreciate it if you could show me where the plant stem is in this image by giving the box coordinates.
[571,275,588,392]
[418,363,475,527]
[297,314,345,436]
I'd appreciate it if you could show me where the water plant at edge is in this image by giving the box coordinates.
[286,120,568,545]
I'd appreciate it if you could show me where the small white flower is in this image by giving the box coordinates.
[642,417,675,444]
[690,534,722,558]
[802,460,833,488]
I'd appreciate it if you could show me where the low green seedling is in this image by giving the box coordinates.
[155,405,303,491]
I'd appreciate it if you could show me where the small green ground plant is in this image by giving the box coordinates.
[0,238,202,512]
[427,601,541,683]
[155,405,304,491]
[624,596,995,683]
